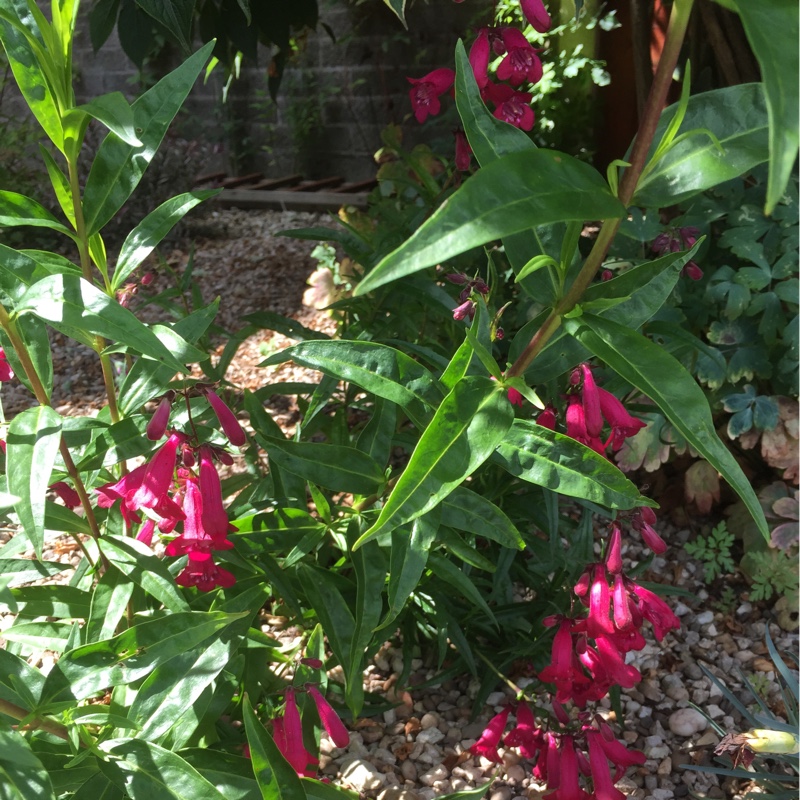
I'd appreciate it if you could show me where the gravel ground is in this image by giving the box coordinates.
[1,207,797,799]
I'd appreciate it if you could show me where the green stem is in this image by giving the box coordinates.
[0,698,72,743]
[475,650,525,698]
[506,0,695,379]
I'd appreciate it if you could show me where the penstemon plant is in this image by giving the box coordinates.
[0,1,796,799]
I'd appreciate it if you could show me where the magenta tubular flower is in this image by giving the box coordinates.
[166,476,233,557]
[550,735,593,800]
[639,520,667,554]
[596,720,646,781]
[470,707,511,763]
[507,387,524,407]
[536,404,556,429]
[452,299,476,321]
[279,689,319,777]
[198,446,233,541]
[587,730,626,800]
[566,395,588,440]
[484,82,535,130]
[136,519,156,547]
[131,431,183,510]
[682,261,703,280]
[630,582,680,640]
[206,390,247,447]
[521,0,552,32]
[604,524,623,575]
[593,635,641,688]
[612,573,634,631]
[579,364,603,437]
[407,67,455,123]
[307,685,350,748]
[0,348,14,382]
[503,701,542,759]
[497,27,543,86]
[146,395,173,441]
[50,481,81,510]
[597,387,646,449]
[587,565,615,637]
[175,551,236,592]
[469,29,491,89]
[454,129,472,171]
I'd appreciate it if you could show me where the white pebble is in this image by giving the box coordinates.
[669,708,708,736]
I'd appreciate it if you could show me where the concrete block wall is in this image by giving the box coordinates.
[65,0,486,181]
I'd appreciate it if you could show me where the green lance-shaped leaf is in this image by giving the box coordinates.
[113,190,220,290]
[41,610,245,702]
[242,696,308,800]
[262,340,443,428]
[380,512,440,631]
[260,437,385,496]
[729,0,799,214]
[179,751,258,800]
[0,190,72,236]
[98,739,227,800]
[0,4,64,151]
[633,83,769,208]
[82,40,215,235]
[15,274,189,372]
[354,150,626,296]
[135,0,196,54]
[565,314,769,539]
[440,486,524,549]
[381,0,407,27]
[0,723,57,800]
[354,376,514,548]
[428,552,497,625]
[7,406,62,559]
[0,646,46,707]
[72,91,142,146]
[493,421,649,509]
[454,39,534,165]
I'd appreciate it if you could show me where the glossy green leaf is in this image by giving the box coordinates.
[381,512,439,630]
[98,536,190,612]
[354,151,625,295]
[180,751,258,800]
[262,340,442,428]
[0,6,63,150]
[136,0,196,53]
[730,0,799,214]
[0,190,71,236]
[76,415,150,470]
[302,779,358,800]
[438,527,496,572]
[44,500,93,535]
[1,585,90,618]
[454,39,534,166]
[16,275,188,372]
[565,314,768,538]
[493,420,648,509]
[261,437,385,496]
[70,771,124,799]
[428,552,496,624]
[355,376,514,547]
[38,145,75,226]
[0,314,54,398]
[85,566,135,644]
[7,406,62,559]
[356,398,396,467]
[75,91,141,146]
[0,558,67,589]
[347,537,386,715]
[131,637,236,743]
[242,696,308,800]
[41,611,245,702]
[99,739,227,800]
[634,83,769,208]
[2,620,74,651]
[113,190,219,290]
[440,487,524,549]
[245,311,330,343]
[0,647,45,706]
[82,40,214,234]
[381,0,406,27]
[0,724,57,800]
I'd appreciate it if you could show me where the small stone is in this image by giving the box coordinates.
[490,788,513,800]
[673,602,691,617]
[695,729,720,747]
[420,713,439,730]
[685,663,703,680]
[646,744,671,759]
[706,623,717,636]
[384,709,397,725]
[706,704,724,719]
[645,776,658,791]
[505,764,526,783]
[419,764,449,787]
[342,759,387,791]
[696,610,714,625]
[373,748,397,765]
[640,680,662,701]
[736,602,753,616]
[400,759,418,782]
[378,790,420,800]
[417,727,445,745]
[651,789,675,800]
[485,691,507,707]
[658,757,673,776]
[669,708,708,736]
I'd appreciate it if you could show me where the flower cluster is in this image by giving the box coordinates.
[446,272,490,322]
[537,364,646,458]
[472,700,646,798]
[96,386,246,591]
[651,225,703,280]
[407,0,551,166]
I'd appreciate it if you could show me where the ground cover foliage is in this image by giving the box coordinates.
[0,0,797,798]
